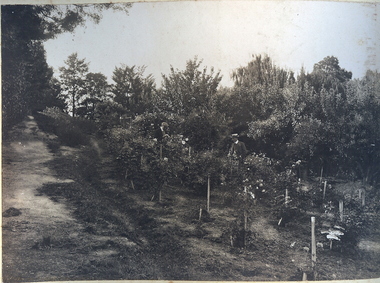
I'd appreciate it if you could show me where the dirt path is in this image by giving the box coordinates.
[2,117,148,281]
[2,116,81,281]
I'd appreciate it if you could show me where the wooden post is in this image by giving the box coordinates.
[160,144,163,160]
[323,181,327,200]
[285,189,289,207]
[362,191,365,207]
[244,187,248,230]
[320,167,323,183]
[158,189,162,202]
[302,272,307,281]
[199,208,202,221]
[311,217,316,268]
[189,146,191,157]
[339,200,344,222]
[207,174,211,212]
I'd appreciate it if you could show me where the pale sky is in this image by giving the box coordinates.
[44,1,380,87]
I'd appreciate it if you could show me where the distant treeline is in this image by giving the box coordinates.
[2,5,379,185]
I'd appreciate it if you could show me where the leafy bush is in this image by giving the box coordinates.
[104,124,186,193]
[35,107,96,147]
[181,150,228,195]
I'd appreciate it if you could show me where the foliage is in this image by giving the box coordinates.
[59,53,89,117]
[104,123,186,192]
[181,150,228,195]
[181,110,228,151]
[158,57,222,116]
[226,54,295,137]
[111,64,156,116]
[232,54,295,89]
[29,4,132,40]
[306,56,352,95]
[77,72,111,119]
[1,4,131,138]
[93,101,126,131]
[35,107,96,146]
[2,6,64,135]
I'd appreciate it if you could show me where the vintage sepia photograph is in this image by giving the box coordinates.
[2,0,380,282]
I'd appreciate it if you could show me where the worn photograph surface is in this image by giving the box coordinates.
[2,0,380,282]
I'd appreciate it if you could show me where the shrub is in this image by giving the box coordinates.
[181,150,228,195]
[35,107,96,147]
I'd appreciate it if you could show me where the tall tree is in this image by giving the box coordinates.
[307,56,352,95]
[77,72,110,119]
[158,57,222,116]
[227,54,295,135]
[2,4,131,135]
[59,53,89,117]
[111,65,155,115]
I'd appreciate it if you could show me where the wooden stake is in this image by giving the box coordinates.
[158,189,162,202]
[189,146,191,157]
[362,191,365,207]
[207,174,211,212]
[244,212,248,231]
[130,180,135,190]
[311,217,316,268]
[320,167,323,183]
[323,181,327,200]
[285,189,289,207]
[159,144,163,160]
[199,208,202,221]
[244,187,248,231]
[339,200,344,222]
[302,272,307,281]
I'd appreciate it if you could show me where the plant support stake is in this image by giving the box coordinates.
[362,191,365,207]
[311,217,316,268]
[320,167,323,183]
[323,181,327,200]
[339,200,344,222]
[207,174,210,212]
[285,189,289,207]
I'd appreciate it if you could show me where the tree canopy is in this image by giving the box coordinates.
[1,3,131,135]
